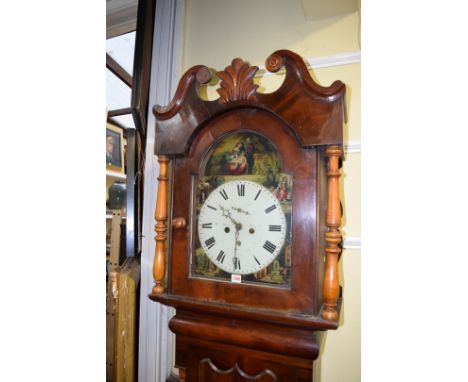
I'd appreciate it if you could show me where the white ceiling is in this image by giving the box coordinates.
[106,0,138,39]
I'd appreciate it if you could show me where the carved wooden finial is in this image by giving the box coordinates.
[216,58,259,104]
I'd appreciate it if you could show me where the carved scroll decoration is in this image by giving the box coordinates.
[199,358,277,381]
[153,50,346,155]
[152,155,169,295]
[216,58,259,104]
[321,146,343,321]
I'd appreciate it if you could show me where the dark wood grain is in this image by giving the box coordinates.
[175,335,316,382]
[216,58,259,104]
[153,50,346,155]
[169,310,320,359]
[150,293,340,331]
[198,358,277,382]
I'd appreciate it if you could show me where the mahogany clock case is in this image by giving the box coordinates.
[149,49,346,381]
[166,108,328,318]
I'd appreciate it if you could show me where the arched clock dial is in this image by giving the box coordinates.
[198,180,287,275]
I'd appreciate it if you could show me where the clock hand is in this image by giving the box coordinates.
[220,205,243,271]
[220,205,240,226]
[231,206,250,215]
[220,205,232,221]
[233,228,239,268]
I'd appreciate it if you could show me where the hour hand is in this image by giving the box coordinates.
[220,205,238,225]
[231,206,250,215]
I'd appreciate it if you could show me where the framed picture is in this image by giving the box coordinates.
[106,123,125,173]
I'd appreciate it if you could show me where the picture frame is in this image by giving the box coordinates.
[106,123,125,173]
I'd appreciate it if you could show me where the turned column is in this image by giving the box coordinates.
[152,155,169,295]
[321,146,343,321]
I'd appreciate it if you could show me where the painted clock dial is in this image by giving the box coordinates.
[191,131,293,286]
[198,180,287,275]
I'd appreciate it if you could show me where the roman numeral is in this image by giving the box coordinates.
[254,256,261,265]
[202,223,212,229]
[207,205,217,210]
[269,225,281,232]
[265,205,276,214]
[216,250,226,263]
[263,240,276,254]
[205,237,216,249]
[233,257,241,271]
[254,189,261,201]
[219,189,229,200]
[237,184,245,196]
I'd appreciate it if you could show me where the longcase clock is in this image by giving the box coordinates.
[150,49,347,382]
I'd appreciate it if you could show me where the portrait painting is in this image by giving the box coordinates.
[106,123,124,173]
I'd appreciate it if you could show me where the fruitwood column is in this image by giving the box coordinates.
[152,155,169,295]
[321,146,342,321]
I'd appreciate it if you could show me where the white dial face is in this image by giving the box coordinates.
[197,180,287,275]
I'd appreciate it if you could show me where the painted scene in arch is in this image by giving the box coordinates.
[192,131,293,286]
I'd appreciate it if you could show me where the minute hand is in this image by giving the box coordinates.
[220,206,242,271]
[233,228,240,270]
